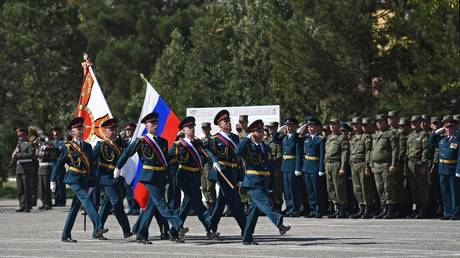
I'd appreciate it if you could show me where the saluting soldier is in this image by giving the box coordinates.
[263,122,283,212]
[371,114,398,219]
[200,122,217,213]
[205,110,246,235]
[50,117,108,242]
[92,118,132,240]
[299,117,325,218]
[12,128,35,212]
[122,122,140,215]
[349,117,373,218]
[324,118,349,218]
[428,117,460,220]
[272,116,302,217]
[236,120,291,245]
[115,112,188,244]
[405,115,430,219]
[49,126,66,207]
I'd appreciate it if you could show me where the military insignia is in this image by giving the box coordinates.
[450,143,458,149]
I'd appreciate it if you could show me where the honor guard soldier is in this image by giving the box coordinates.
[349,117,373,218]
[51,117,108,242]
[92,118,132,239]
[371,114,398,219]
[263,122,284,212]
[49,127,66,207]
[36,133,54,210]
[325,118,349,218]
[429,117,460,220]
[272,116,302,217]
[201,122,217,213]
[299,117,325,218]
[405,115,430,218]
[205,110,246,235]
[12,128,35,212]
[169,117,219,239]
[236,120,291,245]
[115,112,188,244]
[122,123,140,215]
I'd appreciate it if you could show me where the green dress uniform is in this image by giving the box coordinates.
[324,124,349,218]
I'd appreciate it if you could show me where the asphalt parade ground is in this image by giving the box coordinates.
[0,199,459,258]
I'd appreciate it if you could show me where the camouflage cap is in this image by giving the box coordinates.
[410,115,421,122]
[201,122,211,129]
[362,117,373,124]
[398,117,408,126]
[329,118,340,123]
[375,113,387,121]
[442,115,453,122]
[387,110,398,117]
[430,117,441,123]
[453,114,460,121]
[351,116,362,124]
[420,114,429,121]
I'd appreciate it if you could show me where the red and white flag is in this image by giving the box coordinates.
[76,57,113,146]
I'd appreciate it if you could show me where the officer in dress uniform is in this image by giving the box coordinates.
[50,127,66,207]
[115,112,188,244]
[50,117,108,242]
[429,117,460,220]
[272,116,302,217]
[299,117,325,218]
[236,120,291,245]
[168,117,219,240]
[205,110,246,235]
[201,122,217,213]
[122,123,140,215]
[92,118,132,240]
[12,128,35,212]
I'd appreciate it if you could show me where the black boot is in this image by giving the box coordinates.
[361,205,372,219]
[374,205,387,219]
[336,204,347,218]
[415,205,426,219]
[383,204,396,219]
[327,204,339,218]
[351,204,365,219]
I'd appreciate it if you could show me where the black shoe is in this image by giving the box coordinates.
[304,212,316,218]
[44,206,52,210]
[38,205,45,210]
[243,241,258,245]
[278,224,291,235]
[177,227,189,241]
[24,209,31,213]
[92,235,108,240]
[207,231,222,240]
[374,205,387,219]
[170,236,185,243]
[315,213,322,218]
[124,231,133,238]
[52,203,58,207]
[440,215,451,220]
[16,208,25,212]
[95,228,109,237]
[160,232,169,240]
[136,239,152,244]
[61,237,77,243]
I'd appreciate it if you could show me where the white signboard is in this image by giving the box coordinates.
[187,105,280,138]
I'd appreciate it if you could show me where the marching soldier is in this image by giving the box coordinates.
[429,117,460,220]
[371,114,398,219]
[272,116,302,217]
[201,122,217,213]
[299,117,325,218]
[169,117,219,239]
[92,118,132,240]
[122,123,140,215]
[36,134,54,210]
[115,112,188,243]
[405,115,430,219]
[12,128,35,212]
[205,110,246,235]
[263,122,283,212]
[236,120,291,245]
[49,127,66,207]
[50,117,108,242]
[325,118,349,218]
[349,117,373,218]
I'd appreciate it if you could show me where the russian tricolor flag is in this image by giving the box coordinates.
[121,75,180,208]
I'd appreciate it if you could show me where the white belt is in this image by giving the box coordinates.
[17,159,33,163]
[39,162,52,166]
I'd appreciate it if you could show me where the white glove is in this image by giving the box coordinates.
[456,173,460,178]
[277,125,287,133]
[435,127,445,135]
[295,170,303,176]
[237,181,243,188]
[50,181,56,192]
[318,171,325,176]
[246,133,253,139]
[114,167,121,178]
[298,124,307,134]
[213,162,222,172]
[88,187,95,195]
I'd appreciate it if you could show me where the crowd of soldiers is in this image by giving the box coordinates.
[9,110,460,245]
